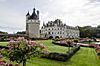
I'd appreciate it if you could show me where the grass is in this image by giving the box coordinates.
[26,47,100,66]
[67,47,100,66]
[39,40,68,53]
[0,40,100,66]
[0,42,7,46]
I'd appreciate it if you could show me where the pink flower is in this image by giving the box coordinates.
[17,37,24,41]
[39,44,45,49]
[24,39,28,44]
[7,40,15,46]
[31,41,36,46]
[0,60,6,65]
[28,40,32,45]
[9,40,15,44]
[7,46,13,49]
[28,40,36,47]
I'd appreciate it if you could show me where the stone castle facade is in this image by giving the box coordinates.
[26,8,80,38]
[40,19,80,38]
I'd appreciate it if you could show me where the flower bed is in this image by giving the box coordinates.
[52,41,72,47]
[0,37,46,66]
[95,44,100,59]
[0,60,19,66]
[53,40,95,48]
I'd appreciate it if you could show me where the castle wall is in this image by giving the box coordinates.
[26,8,40,38]
[26,20,40,38]
[40,19,80,38]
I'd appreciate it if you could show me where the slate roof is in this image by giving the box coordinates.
[26,8,39,20]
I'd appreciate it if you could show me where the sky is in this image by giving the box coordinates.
[0,0,100,33]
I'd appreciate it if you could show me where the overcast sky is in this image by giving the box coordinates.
[0,0,100,33]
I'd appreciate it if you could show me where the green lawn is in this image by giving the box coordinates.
[0,40,100,66]
[67,47,100,66]
[25,47,100,66]
[40,40,68,53]
[0,42,7,46]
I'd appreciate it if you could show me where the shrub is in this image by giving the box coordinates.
[1,37,46,66]
[42,45,80,61]
[42,52,69,61]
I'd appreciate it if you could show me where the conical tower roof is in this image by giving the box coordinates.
[29,8,38,20]
[26,11,30,16]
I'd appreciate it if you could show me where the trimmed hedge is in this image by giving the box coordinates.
[42,45,80,61]
[52,41,72,47]
[0,46,9,49]
[42,52,69,61]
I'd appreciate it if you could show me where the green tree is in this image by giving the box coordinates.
[16,31,26,34]
[0,31,8,34]
[78,26,96,38]
[95,25,100,38]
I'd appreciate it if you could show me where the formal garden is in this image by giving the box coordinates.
[0,38,100,66]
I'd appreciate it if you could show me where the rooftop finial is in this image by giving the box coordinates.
[33,8,35,12]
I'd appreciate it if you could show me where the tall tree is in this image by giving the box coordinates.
[78,26,96,38]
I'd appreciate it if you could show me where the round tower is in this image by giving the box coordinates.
[26,8,40,38]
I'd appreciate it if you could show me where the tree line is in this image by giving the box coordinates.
[78,25,100,38]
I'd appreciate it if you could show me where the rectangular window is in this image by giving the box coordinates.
[60,31,62,34]
[58,32,59,34]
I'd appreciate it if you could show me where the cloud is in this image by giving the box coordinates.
[0,5,25,33]
[89,0,100,3]
[0,0,6,2]
[0,0,100,33]
[40,0,100,27]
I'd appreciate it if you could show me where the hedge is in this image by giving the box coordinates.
[52,41,72,47]
[41,45,80,61]
[0,46,9,49]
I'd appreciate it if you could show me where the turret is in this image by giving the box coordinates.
[37,10,39,19]
[26,8,40,38]
[28,8,38,20]
[26,11,30,20]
